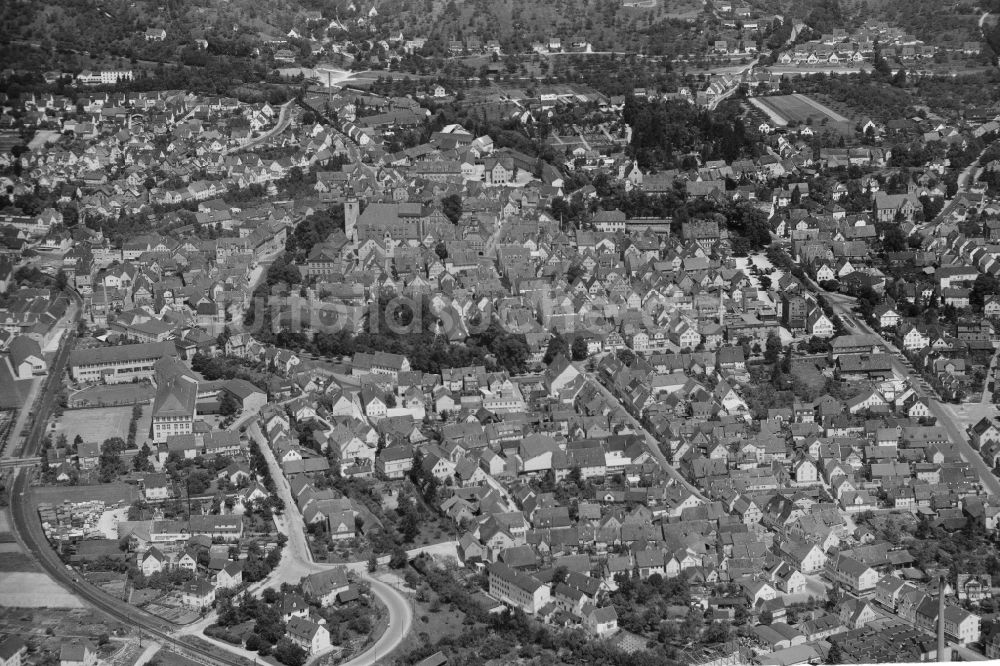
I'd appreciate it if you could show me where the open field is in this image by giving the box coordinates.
[0,364,33,408]
[0,409,14,452]
[753,93,849,125]
[153,651,203,666]
[31,482,140,506]
[53,405,152,446]
[0,606,121,633]
[68,383,155,409]
[0,550,36,572]
[0,572,84,608]
[789,93,848,122]
[657,0,702,19]
[54,405,132,442]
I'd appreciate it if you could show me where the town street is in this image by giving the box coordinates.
[804,279,1000,496]
[222,101,294,156]
[575,362,708,501]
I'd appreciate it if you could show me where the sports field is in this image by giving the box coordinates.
[53,405,153,447]
[68,383,155,408]
[753,93,850,125]
[53,406,133,443]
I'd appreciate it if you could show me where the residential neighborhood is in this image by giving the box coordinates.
[3,0,1000,665]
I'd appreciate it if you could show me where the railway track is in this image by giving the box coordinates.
[5,291,248,666]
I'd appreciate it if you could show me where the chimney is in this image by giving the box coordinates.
[937,573,948,662]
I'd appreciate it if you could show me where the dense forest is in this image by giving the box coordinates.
[623,96,755,169]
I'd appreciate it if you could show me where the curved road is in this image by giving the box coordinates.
[338,575,413,666]
[244,421,415,664]
[8,286,413,666]
[7,289,248,666]
[223,101,294,155]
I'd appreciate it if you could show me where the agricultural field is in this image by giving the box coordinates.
[0,571,85,608]
[754,93,850,125]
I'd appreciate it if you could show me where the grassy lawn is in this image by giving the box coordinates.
[153,650,210,666]
[68,384,155,408]
[382,592,471,663]
[178,637,256,666]
[790,360,828,397]
[0,365,34,409]
[53,406,134,443]
[0,550,38,572]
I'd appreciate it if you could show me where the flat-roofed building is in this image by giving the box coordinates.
[69,341,176,384]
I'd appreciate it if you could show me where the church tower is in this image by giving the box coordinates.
[344,194,359,245]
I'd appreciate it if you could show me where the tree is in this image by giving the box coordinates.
[826,641,843,664]
[882,225,906,252]
[273,639,306,666]
[55,269,68,291]
[133,444,153,472]
[186,469,211,495]
[680,607,704,642]
[764,331,782,366]
[434,241,448,260]
[265,255,301,286]
[441,194,463,223]
[245,634,265,652]
[571,336,589,361]
[971,274,1000,312]
[543,333,569,365]
[367,553,379,572]
[98,437,127,483]
[40,448,51,479]
[616,348,636,366]
[399,509,420,543]
[825,585,842,611]
[389,545,408,569]
[219,391,239,417]
[566,263,586,284]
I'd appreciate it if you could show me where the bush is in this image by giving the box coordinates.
[273,639,306,666]
[204,625,241,645]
